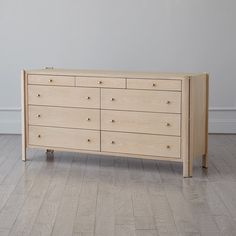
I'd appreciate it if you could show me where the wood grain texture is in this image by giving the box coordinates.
[182,78,191,177]
[101,131,181,158]
[101,89,181,113]
[127,78,181,91]
[28,74,75,86]
[76,76,126,88]
[23,69,208,177]
[28,85,100,108]
[29,106,100,130]
[25,68,201,79]
[21,70,26,161]
[0,135,236,235]
[101,110,181,136]
[189,74,208,160]
[29,126,100,151]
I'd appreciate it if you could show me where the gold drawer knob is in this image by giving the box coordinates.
[166,145,170,149]
[38,134,41,138]
[87,138,91,142]
[86,96,91,100]
[37,114,41,118]
[37,94,41,97]
[111,141,115,144]
[111,119,115,123]
[49,79,53,83]
[166,101,171,104]
[98,81,102,84]
[111,98,115,101]
[87,118,91,121]
[166,123,170,126]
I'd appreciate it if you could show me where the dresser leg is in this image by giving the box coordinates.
[46,149,54,154]
[202,154,208,168]
[46,149,54,158]
[183,161,192,178]
[22,146,26,161]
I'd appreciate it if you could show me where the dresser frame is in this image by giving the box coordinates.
[21,69,209,177]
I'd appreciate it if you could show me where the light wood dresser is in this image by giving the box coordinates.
[21,69,209,177]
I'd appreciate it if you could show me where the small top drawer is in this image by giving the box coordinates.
[127,79,181,91]
[28,74,75,86]
[76,77,126,88]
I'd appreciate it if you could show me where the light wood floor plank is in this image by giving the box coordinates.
[30,152,80,236]
[8,152,67,236]
[0,134,235,236]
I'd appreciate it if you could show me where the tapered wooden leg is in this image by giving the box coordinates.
[22,143,26,161]
[183,159,192,178]
[202,153,208,168]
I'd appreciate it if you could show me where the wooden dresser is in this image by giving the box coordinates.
[21,69,209,177]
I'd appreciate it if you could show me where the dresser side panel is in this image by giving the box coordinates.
[189,74,208,160]
[21,70,27,160]
[182,79,191,177]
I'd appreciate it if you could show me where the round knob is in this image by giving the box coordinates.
[111,141,115,144]
[86,96,91,100]
[111,98,115,101]
[87,118,91,121]
[49,79,53,83]
[111,119,115,123]
[166,145,170,149]
[98,81,102,84]
[87,139,91,142]
[166,101,171,104]
[166,123,170,127]
[37,94,40,97]
[38,134,41,138]
[152,83,156,87]
[37,114,41,118]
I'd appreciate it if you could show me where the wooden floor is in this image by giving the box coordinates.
[0,135,236,236]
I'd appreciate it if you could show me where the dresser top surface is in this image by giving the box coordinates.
[25,69,207,80]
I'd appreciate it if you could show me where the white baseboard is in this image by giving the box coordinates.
[0,108,21,134]
[0,120,21,134]
[0,107,236,134]
[209,119,236,133]
[208,107,236,133]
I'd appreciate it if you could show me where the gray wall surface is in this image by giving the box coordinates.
[0,0,236,133]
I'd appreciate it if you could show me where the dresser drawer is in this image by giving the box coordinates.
[28,85,100,108]
[28,74,75,86]
[76,77,126,88]
[29,126,100,151]
[29,106,100,130]
[101,131,180,158]
[127,79,181,91]
[101,110,180,136]
[101,89,181,113]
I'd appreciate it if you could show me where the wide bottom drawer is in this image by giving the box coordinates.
[101,131,181,158]
[29,126,100,151]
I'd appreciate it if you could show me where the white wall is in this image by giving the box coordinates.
[0,0,236,133]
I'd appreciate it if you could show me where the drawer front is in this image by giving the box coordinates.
[76,77,126,88]
[101,131,180,158]
[127,79,181,91]
[28,74,75,86]
[29,126,100,151]
[29,106,100,130]
[28,85,100,108]
[101,89,181,113]
[101,110,180,136]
